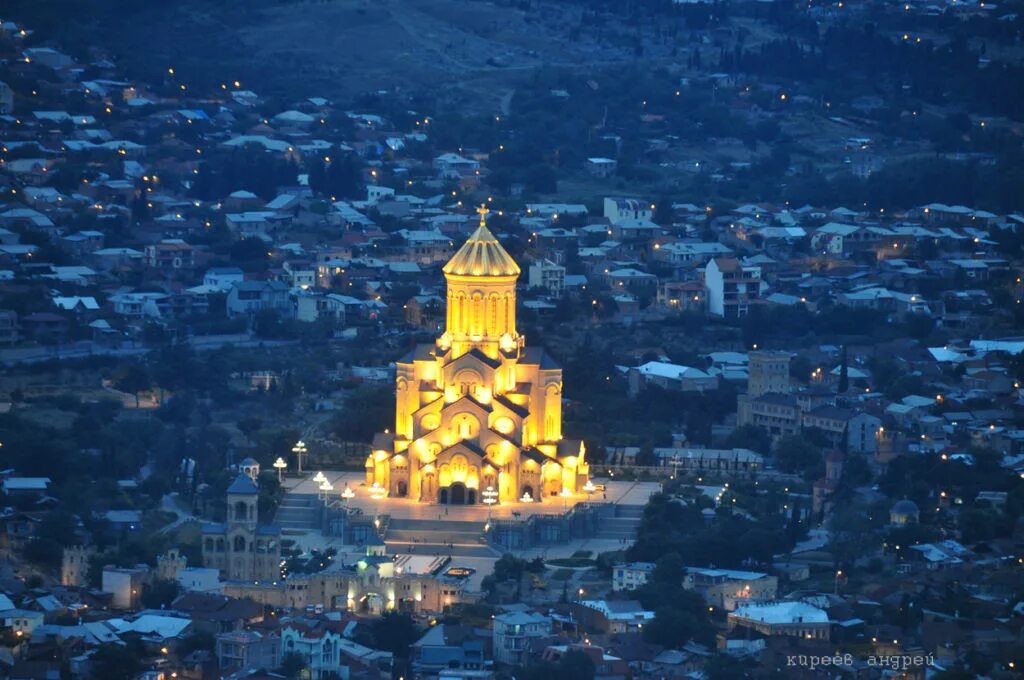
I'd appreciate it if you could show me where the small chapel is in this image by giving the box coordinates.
[366,207,589,504]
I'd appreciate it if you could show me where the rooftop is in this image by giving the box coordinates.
[442,208,520,278]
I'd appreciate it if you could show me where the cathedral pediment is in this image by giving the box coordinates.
[435,440,488,462]
[442,347,501,376]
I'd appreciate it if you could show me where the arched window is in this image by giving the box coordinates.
[233,536,247,553]
[421,413,440,432]
[204,538,214,552]
[452,412,479,440]
[234,501,249,522]
[494,416,514,435]
[216,538,225,553]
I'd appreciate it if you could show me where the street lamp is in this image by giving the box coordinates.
[369,480,386,499]
[273,457,287,482]
[482,486,498,507]
[483,485,498,522]
[318,479,334,501]
[560,488,573,511]
[341,485,355,502]
[520,491,534,503]
[369,480,386,528]
[583,479,596,502]
[313,471,327,485]
[291,440,308,474]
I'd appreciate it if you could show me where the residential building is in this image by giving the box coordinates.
[683,568,778,611]
[612,562,655,592]
[226,280,291,317]
[576,600,654,634]
[746,351,791,397]
[628,361,718,395]
[102,567,148,609]
[280,619,350,680]
[203,267,245,290]
[492,611,552,665]
[586,157,617,177]
[527,259,565,296]
[411,623,490,677]
[143,239,195,274]
[704,257,762,318]
[727,601,830,640]
[216,629,280,674]
[603,197,652,225]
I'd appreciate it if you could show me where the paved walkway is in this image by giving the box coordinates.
[282,472,658,522]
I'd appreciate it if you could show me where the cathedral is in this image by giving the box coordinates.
[366,207,589,505]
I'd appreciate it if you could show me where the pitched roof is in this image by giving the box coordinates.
[442,212,519,277]
[226,473,258,495]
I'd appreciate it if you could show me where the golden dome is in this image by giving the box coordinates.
[442,206,520,277]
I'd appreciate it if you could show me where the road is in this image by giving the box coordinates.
[0,335,299,366]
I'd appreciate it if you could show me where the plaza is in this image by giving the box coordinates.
[282,471,656,523]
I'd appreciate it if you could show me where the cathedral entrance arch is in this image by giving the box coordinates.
[450,482,466,504]
[397,481,408,497]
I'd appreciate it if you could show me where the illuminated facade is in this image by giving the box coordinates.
[366,207,589,504]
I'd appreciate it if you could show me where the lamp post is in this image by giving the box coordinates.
[319,479,334,502]
[520,491,534,503]
[369,480,386,529]
[560,488,573,511]
[583,479,596,502]
[313,471,327,485]
[482,485,498,521]
[341,485,355,503]
[273,457,287,482]
[291,440,308,475]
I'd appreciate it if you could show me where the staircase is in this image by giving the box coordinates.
[273,492,320,532]
[592,505,644,541]
[383,518,487,546]
[383,517,502,556]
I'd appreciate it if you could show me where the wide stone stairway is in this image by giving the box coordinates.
[273,492,320,532]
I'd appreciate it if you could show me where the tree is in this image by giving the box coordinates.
[651,551,683,587]
[557,650,596,680]
[141,579,180,609]
[370,612,419,657]
[236,416,263,444]
[91,643,144,680]
[519,650,595,680]
[114,363,151,407]
[278,652,308,679]
[642,590,712,647]
[774,434,821,475]
[704,654,752,679]
[721,424,770,454]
